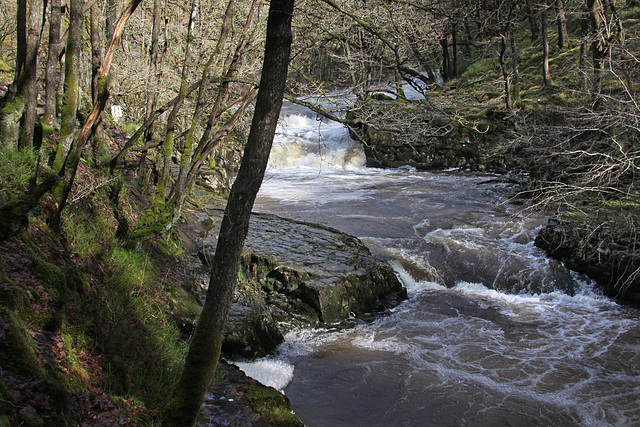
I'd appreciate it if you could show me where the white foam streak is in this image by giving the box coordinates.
[233,359,295,391]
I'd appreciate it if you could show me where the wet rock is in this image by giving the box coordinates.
[198,360,303,427]
[197,210,406,358]
[535,218,640,304]
[223,305,285,359]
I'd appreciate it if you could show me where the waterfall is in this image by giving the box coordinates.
[268,113,365,171]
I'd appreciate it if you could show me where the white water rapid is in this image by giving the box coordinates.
[239,102,640,426]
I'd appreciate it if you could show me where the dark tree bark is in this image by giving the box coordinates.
[525,0,539,39]
[499,34,512,111]
[15,0,27,83]
[90,4,102,104]
[90,0,107,161]
[106,0,118,40]
[452,23,458,78]
[555,0,569,49]
[441,36,451,80]
[161,0,295,424]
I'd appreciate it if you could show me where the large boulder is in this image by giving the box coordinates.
[197,210,407,358]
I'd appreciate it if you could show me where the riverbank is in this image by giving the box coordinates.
[346,98,640,305]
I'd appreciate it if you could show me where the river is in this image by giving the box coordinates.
[235,102,640,426]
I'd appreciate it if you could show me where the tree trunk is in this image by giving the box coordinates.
[0,0,44,149]
[587,0,606,100]
[54,0,83,173]
[106,0,118,40]
[50,0,144,229]
[138,0,165,184]
[555,0,569,49]
[499,34,512,111]
[43,0,64,127]
[440,36,450,81]
[153,0,197,208]
[18,0,45,149]
[161,0,294,424]
[541,1,553,86]
[452,23,458,78]
[90,1,106,162]
[525,0,539,39]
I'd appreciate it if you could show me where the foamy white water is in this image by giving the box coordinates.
[239,101,640,426]
[268,113,365,171]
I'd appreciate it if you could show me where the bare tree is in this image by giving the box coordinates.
[162,0,294,424]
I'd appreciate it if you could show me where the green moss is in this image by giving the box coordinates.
[0,377,17,415]
[242,385,302,425]
[0,286,31,311]
[0,58,11,73]
[0,148,37,194]
[58,331,92,391]
[166,282,201,320]
[0,309,46,379]
[18,408,43,427]
[30,259,67,293]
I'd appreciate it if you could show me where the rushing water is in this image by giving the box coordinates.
[236,104,640,426]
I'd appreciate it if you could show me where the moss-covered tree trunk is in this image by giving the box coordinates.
[161,0,294,424]
[17,0,44,149]
[90,1,107,163]
[43,0,64,127]
[53,0,83,173]
[0,0,42,149]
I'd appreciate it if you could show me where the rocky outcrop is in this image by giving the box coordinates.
[348,104,529,172]
[535,218,640,305]
[195,210,407,359]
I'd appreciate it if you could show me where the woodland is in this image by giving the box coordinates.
[0,0,639,425]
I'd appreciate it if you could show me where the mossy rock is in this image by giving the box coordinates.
[67,269,90,294]
[0,309,46,379]
[241,384,303,426]
[18,405,44,427]
[29,259,67,293]
[0,286,31,311]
